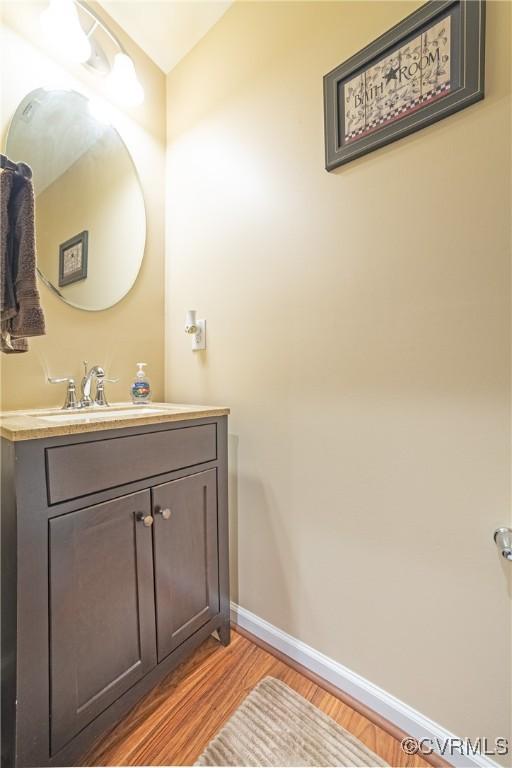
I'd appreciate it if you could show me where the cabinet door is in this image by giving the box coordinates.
[49,490,157,754]
[153,470,219,661]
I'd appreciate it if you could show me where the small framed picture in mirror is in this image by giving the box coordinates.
[59,231,88,287]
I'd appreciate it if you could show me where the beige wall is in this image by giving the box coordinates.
[0,2,165,410]
[166,0,511,747]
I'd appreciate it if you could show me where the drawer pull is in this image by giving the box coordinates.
[157,508,172,520]
[136,512,154,527]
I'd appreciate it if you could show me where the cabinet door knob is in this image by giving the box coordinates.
[136,512,154,527]
[157,508,172,520]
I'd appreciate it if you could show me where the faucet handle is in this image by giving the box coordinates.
[48,377,78,410]
[94,374,119,407]
[48,376,74,384]
[93,368,119,385]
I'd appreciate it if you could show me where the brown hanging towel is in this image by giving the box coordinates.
[1,159,46,353]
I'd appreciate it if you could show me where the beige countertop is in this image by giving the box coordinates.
[0,402,230,442]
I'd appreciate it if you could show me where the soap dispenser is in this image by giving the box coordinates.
[131,362,151,403]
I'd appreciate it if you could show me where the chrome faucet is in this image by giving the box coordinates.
[81,363,103,407]
[48,362,118,409]
[80,362,119,407]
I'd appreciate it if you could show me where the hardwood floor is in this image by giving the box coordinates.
[85,629,431,768]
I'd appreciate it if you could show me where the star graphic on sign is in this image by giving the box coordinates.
[384,66,399,84]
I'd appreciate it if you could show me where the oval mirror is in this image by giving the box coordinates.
[6,88,146,311]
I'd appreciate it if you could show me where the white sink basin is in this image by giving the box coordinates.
[37,407,166,423]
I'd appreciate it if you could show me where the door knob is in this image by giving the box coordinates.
[157,508,172,520]
[136,512,154,527]
[494,527,512,560]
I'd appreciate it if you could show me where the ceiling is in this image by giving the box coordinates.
[7,90,94,194]
[97,0,233,73]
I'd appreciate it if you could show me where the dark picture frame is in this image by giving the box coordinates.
[323,0,485,170]
[58,231,88,287]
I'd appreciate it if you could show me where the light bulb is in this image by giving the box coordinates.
[88,98,113,126]
[106,52,144,107]
[41,0,91,64]
[185,310,198,334]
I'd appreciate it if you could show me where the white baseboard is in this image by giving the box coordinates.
[230,602,501,768]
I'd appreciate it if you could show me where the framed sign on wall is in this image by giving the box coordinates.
[323,0,485,171]
[58,231,88,287]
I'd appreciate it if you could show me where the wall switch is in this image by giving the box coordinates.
[191,319,206,351]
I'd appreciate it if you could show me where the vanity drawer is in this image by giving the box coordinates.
[46,424,217,504]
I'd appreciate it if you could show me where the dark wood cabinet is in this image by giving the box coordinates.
[1,415,229,768]
[153,470,219,661]
[49,491,157,754]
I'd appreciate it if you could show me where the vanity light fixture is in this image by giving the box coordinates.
[40,0,144,106]
[106,53,144,107]
[41,0,91,64]
[185,310,206,351]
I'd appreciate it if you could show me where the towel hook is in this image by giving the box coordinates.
[0,153,32,180]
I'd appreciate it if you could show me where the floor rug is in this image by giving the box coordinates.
[195,677,389,766]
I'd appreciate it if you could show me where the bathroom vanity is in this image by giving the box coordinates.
[1,404,230,768]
